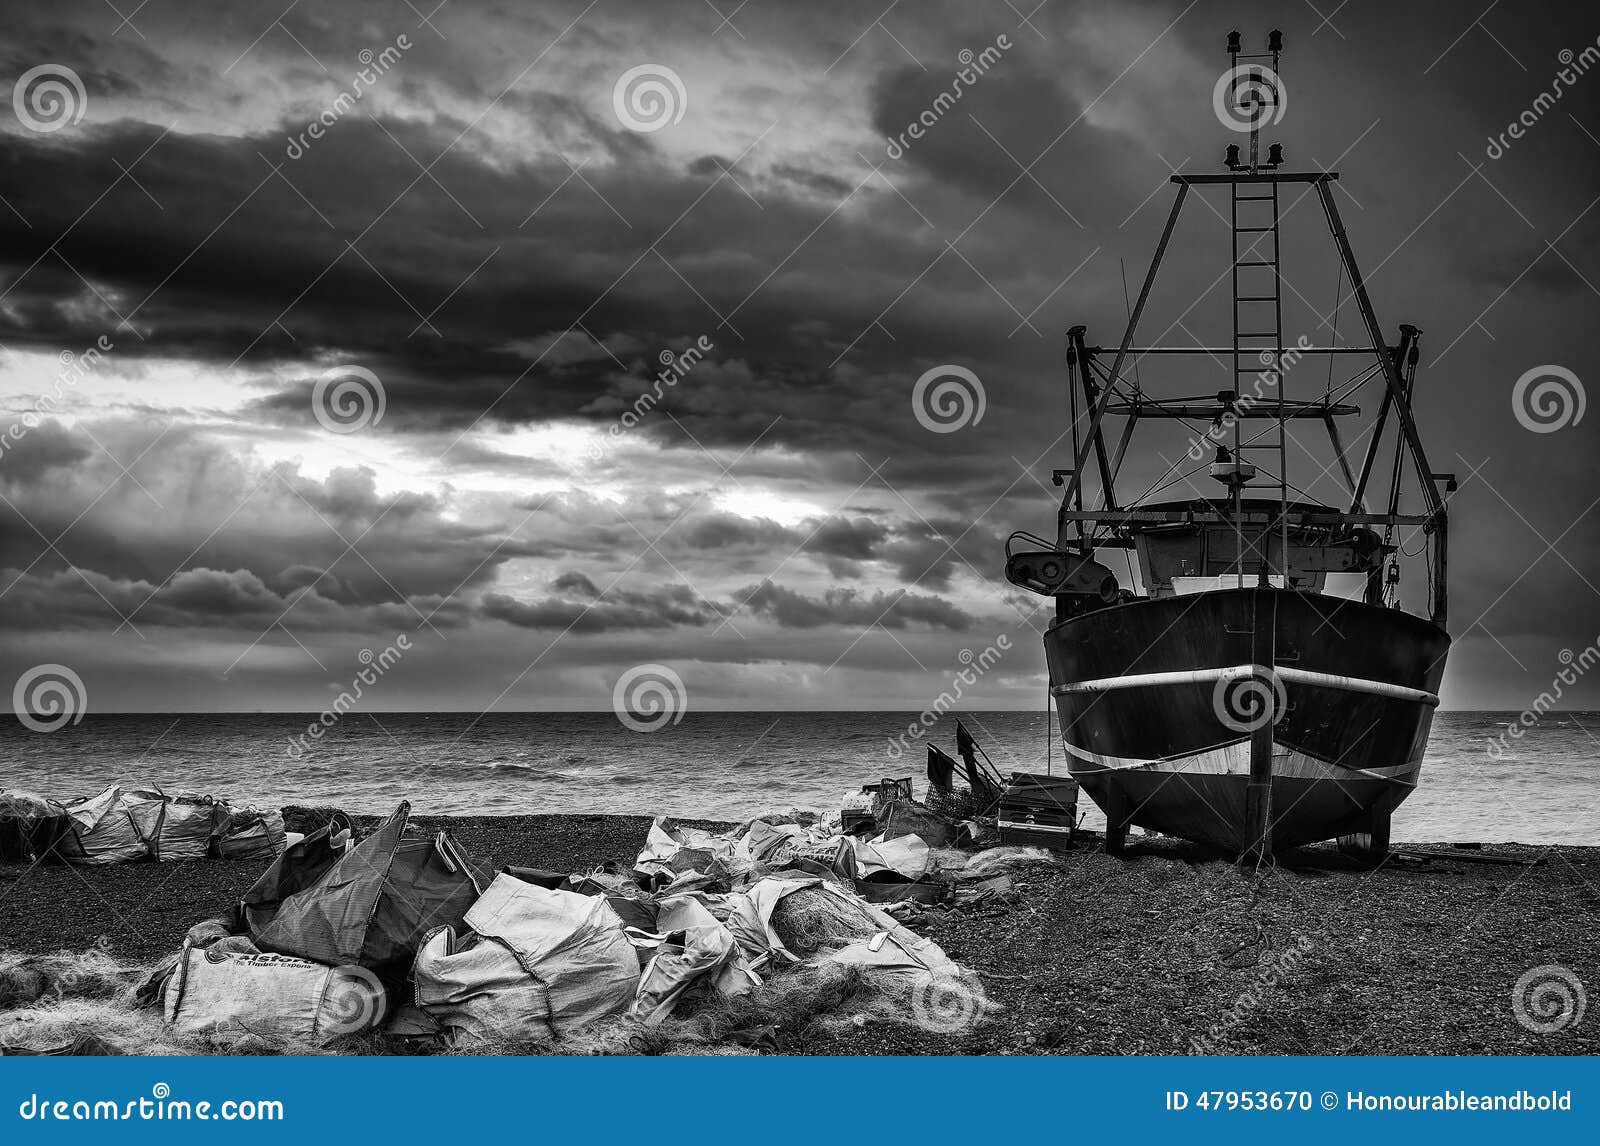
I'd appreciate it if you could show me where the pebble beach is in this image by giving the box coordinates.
[2,813,1595,1056]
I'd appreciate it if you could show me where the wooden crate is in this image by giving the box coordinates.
[996,819,1076,850]
[998,772,1078,827]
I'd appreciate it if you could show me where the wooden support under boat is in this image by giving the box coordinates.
[1103,784,1128,856]
[1245,595,1276,864]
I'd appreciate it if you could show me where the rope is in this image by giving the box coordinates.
[1325,259,1345,400]
[1120,258,1143,396]
[1045,687,1053,777]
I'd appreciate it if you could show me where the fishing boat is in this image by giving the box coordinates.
[1003,31,1454,861]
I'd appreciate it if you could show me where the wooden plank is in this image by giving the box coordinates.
[1397,848,1546,867]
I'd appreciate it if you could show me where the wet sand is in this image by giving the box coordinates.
[2,813,1596,1055]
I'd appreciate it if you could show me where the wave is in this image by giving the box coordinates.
[426,761,570,781]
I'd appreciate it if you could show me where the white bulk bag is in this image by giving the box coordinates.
[217,808,288,860]
[60,786,153,865]
[153,793,223,860]
[413,874,640,1044]
[631,894,757,1026]
[162,942,385,1045]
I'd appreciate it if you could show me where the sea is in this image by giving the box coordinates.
[2,710,1596,844]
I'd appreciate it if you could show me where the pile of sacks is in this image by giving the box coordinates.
[131,802,984,1053]
[635,809,960,906]
[0,785,288,865]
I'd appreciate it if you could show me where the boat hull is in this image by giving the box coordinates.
[1045,587,1449,851]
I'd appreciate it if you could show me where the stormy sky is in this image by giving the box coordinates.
[1,0,1596,713]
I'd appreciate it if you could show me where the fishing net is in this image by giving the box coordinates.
[959,846,1063,879]
[767,886,883,958]
[0,949,139,1010]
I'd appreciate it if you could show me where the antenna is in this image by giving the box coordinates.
[1224,29,1285,174]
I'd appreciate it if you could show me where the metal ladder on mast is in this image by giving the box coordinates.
[1226,34,1288,588]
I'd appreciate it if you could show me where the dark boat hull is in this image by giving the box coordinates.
[1045,587,1450,851]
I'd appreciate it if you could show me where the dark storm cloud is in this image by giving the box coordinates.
[769,163,855,200]
[869,56,1132,214]
[480,573,979,634]
[481,582,725,633]
[802,513,889,577]
[0,564,475,632]
[0,101,1098,497]
[0,419,91,478]
[0,418,538,612]
[676,512,794,552]
[1,0,1597,709]
[736,579,974,631]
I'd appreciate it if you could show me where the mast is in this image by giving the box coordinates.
[1047,28,1448,631]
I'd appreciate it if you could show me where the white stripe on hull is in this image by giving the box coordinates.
[1062,738,1419,783]
[1051,663,1440,707]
